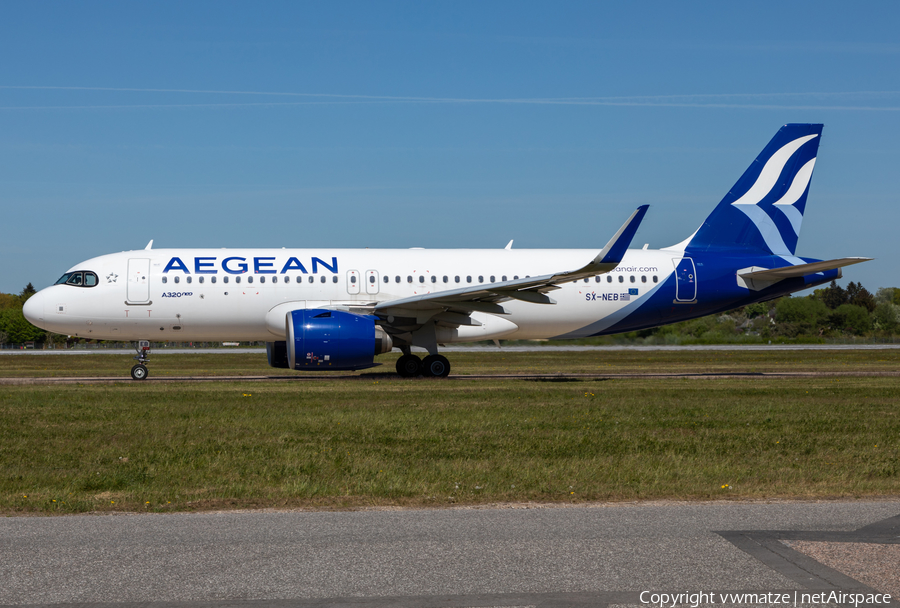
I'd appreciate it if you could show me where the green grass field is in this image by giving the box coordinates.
[1,350,898,513]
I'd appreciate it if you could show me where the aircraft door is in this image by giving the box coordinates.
[127,258,150,303]
[365,270,379,295]
[674,257,697,302]
[346,270,360,295]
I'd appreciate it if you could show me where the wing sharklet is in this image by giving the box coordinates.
[546,204,649,282]
[372,206,649,316]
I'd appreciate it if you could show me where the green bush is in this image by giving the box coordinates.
[829,304,872,335]
[775,297,829,337]
[873,302,900,332]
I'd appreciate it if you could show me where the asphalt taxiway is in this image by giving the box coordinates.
[1,501,898,607]
[2,369,900,385]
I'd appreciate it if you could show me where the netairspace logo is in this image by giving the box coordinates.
[639,590,892,607]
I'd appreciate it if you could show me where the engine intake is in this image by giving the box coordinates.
[278,309,392,371]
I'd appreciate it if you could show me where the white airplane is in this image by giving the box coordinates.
[24,124,869,380]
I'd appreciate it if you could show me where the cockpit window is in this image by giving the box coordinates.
[54,271,99,288]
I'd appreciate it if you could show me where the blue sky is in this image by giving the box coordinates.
[2,1,898,294]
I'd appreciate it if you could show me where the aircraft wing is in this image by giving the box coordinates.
[369,205,649,321]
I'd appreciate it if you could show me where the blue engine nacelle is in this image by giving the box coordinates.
[274,309,393,371]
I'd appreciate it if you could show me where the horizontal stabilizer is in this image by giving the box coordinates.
[739,257,872,282]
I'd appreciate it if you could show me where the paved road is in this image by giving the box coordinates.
[1,501,898,607]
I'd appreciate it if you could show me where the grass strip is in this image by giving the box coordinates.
[2,349,900,377]
[1,369,898,513]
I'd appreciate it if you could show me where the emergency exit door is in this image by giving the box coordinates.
[365,270,380,295]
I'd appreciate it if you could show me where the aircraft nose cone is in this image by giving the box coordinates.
[22,290,44,325]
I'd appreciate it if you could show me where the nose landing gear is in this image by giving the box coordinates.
[131,340,151,380]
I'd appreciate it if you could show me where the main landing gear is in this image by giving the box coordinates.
[395,353,451,378]
[131,340,151,381]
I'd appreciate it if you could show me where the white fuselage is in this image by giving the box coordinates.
[26,248,676,342]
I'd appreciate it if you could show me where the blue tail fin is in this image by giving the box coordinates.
[686,124,823,256]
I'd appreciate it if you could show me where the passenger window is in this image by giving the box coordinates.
[618,276,623,283]
[466,276,472,283]
[478,276,483,283]
[653,275,658,283]
[369,275,375,284]
[419,276,425,283]
[584,278,589,283]
[261,276,266,284]
[383,275,388,283]
[630,276,635,283]
[272,276,277,284]
[223,276,229,284]
[350,276,357,284]
[174,276,180,284]
[186,276,192,284]
[607,276,612,283]
[332,276,338,283]
[211,276,217,284]
[235,276,240,284]
[162,276,168,284]
[443,276,449,283]
[308,276,314,284]
[455,276,460,283]
[641,275,647,283]
[502,275,507,282]
[490,275,495,283]
[514,275,519,280]
[431,276,437,283]
[321,276,326,283]
[198,276,204,284]
[595,276,601,282]
[395,276,401,283]
[247,276,253,284]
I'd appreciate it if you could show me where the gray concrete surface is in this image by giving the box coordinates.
[2,344,900,356]
[1,501,898,607]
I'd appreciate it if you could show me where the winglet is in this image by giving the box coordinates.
[145,240,154,250]
[594,205,649,266]
[551,205,649,282]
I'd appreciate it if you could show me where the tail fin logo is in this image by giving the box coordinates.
[730,134,818,256]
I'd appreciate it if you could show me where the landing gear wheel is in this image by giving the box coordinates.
[131,364,149,381]
[422,354,451,378]
[396,354,422,377]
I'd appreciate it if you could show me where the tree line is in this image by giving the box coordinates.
[0,284,47,345]
[624,281,900,344]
